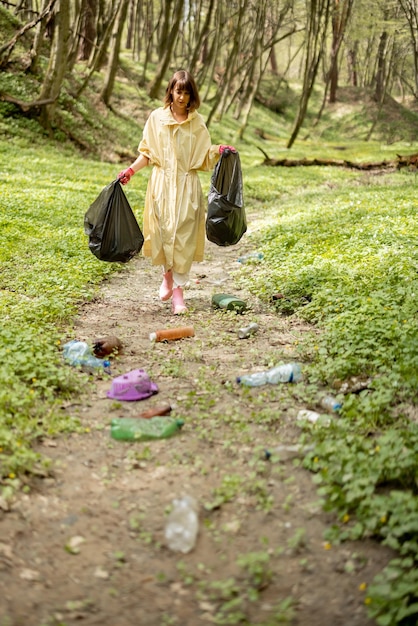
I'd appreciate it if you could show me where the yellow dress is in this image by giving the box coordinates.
[138,106,220,274]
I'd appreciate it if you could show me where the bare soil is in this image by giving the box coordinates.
[0,221,391,626]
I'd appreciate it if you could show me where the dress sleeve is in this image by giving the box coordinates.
[193,113,220,172]
[138,110,159,165]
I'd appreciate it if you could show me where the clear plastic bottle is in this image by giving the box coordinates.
[237,363,301,386]
[63,340,110,371]
[164,495,199,553]
[238,322,259,339]
[320,395,342,412]
[110,416,184,441]
[237,252,264,263]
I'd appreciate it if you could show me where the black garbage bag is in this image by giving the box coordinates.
[84,179,144,263]
[206,150,246,247]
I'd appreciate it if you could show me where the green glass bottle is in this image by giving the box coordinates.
[212,293,247,313]
[110,416,184,441]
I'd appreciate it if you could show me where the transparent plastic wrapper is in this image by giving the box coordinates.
[84,180,144,263]
[206,150,247,246]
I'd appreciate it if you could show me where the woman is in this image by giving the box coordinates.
[118,69,235,314]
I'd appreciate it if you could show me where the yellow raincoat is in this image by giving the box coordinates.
[138,106,220,274]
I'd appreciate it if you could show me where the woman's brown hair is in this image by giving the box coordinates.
[164,70,201,111]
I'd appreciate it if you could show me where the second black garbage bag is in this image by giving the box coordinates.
[206,150,247,247]
[84,179,144,263]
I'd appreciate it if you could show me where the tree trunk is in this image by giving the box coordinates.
[398,0,418,98]
[347,44,358,86]
[188,0,215,76]
[125,0,135,49]
[147,0,185,100]
[78,0,97,61]
[374,28,388,102]
[38,0,71,128]
[100,0,130,106]
[287,0,332,149]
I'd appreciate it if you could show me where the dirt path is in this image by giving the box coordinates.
[0,224,390,626]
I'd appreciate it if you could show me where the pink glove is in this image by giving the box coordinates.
[219,145,237,155]
[118,167,134,185]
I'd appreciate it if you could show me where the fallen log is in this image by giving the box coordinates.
[257,147,418,171]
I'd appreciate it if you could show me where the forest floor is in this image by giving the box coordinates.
[0,209,392,626]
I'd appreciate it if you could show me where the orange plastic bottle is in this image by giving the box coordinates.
[149,326,195,342]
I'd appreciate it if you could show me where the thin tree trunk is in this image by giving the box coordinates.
[78,0,97,61]
[147,0,185,100]
[188,0,215,76]
[287,0,332,149]
[76,1,120,97]
[100,0,130,106]
[38,0,71,129]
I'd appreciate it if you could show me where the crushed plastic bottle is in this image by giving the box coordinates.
[237,363,301,387]
[237,322,259,339]
[63,340,110,372]
[164,495,199,553]
[110,416,184,441]
[237,252,264,263]
[319,395,342,412]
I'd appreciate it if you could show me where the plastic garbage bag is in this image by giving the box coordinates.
[206,150,246,247]
[84,179,144,263]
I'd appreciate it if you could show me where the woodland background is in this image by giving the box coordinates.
[1,0,418,149]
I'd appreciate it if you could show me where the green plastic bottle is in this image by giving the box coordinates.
[212,293,247,313]
[110,416,184,441]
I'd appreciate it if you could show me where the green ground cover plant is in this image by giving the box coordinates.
[0,142,148,478]
[240,163,418,625]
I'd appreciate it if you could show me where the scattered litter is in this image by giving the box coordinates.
[237,322,259,339]
[110,416,184,441]
[319,395,342,412]
[212,293,247,313]
[237,252,263,263]
[297,409,331,426]
[164,495,199,553]
[139,403,172,419]
[107,369,158,401]
[149,326,194,342]
[63,340,110,372]
[65,535,85,555]
[237,363,302,386]
[92,335,122,357]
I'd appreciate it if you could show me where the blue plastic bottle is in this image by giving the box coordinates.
[63,340,110,371]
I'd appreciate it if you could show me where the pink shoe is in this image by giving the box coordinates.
[172,287,188,315]
[159,270,173,301]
